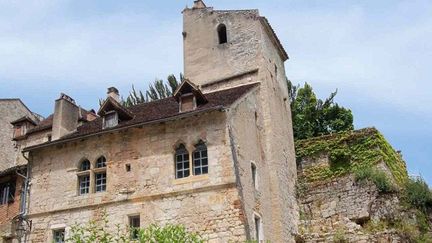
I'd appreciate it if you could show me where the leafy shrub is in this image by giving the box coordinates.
[404,177,432,213]
[333,228,348,243]
[354,167,395,193]
[67,215,204,243]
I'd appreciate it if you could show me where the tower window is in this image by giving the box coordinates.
[251,162,258,190]
[254,214,263,241]
[217,24,227,44]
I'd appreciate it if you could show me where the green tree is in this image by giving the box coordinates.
[100,74,182,108]
[288,80,354,140]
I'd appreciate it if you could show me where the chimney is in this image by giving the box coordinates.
[52,93,79,140]
[193,0,206,9]
[107,87,120,102]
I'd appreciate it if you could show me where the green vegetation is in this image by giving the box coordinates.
[287,80,354,140]
[333,228,348,243]
[295,128,408,185]
[403,177,432,213]
[354,167,396,193]
[100,74,182,107]
[67,214,204,243]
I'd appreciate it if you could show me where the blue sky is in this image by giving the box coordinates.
[0,0,431,184]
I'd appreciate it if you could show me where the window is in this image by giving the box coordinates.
[95,172,107,192]
[96,156,107,168]
[254,214,262,242]
[175,144,190,179]
[193,141,208,175]
[53,229,65,243]
[103,111,118,128]
[129,215,140,240]
[78,175,90,195]
[80,160,91,171]
[251,162,258,189]
[217,24,227,44]
[0,182,15,205]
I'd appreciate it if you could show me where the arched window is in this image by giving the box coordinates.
[217,24,227,44]
[175,144,190,179]
[96,156,107,168]
[193,140,208,175]
[80,160,90,171]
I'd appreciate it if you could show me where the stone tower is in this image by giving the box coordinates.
[183,1,299,242]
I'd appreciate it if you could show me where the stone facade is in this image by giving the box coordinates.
[0,99,38,171]
[3,1,299,242]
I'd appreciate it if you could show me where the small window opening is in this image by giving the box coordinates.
[254,214,262,242]
[217,24,227,44]
[129,215,140,240]
[126,164,131,172]
[274,64,278,78]
[80,160,91,171]
[96,156,107,168]
[53,229,65,243]
[251,163,257,190]
[0,182,15,205]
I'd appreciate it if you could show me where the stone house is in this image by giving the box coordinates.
[18,1,298,242]
[0,99,40,242]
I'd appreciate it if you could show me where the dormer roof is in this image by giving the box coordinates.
[98,96,134,121]
[173,79,208,105]
[10,116,38,126]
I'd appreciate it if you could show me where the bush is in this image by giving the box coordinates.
[404,177,432,213]
[354,167,395,193]
[67,214,204,243]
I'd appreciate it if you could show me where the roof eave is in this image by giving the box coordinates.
[23,106,226,153]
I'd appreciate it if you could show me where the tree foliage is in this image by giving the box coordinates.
[287,80,354,140]
[100,74,182,108]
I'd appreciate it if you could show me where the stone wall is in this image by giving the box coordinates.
[27,110,248,242]
[0,99,36,171]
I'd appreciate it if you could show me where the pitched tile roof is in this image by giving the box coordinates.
[24,83,258,151]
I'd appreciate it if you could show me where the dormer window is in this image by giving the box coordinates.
[13,125,25,138]
[103,111,118,129]
[180,93,197,112]
[11,116,37,139]
[98,88,133,129]
[173,79,208,113]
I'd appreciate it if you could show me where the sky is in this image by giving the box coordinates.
[0,0,431,184]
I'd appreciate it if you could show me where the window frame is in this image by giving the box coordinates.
[0,181,15,205]
[103,111,119,129]
[175,144,190,179]
[53,228,65,243]
[78,174,90,195]
[192,141,208,176]
[129,215,140,240]
[95,172,107,193]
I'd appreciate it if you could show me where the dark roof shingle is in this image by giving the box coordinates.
[24,83,258,151]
